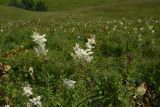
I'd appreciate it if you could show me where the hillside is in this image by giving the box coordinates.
[0,0,116,11]
[0,0,160,22]
[1,0,160,11]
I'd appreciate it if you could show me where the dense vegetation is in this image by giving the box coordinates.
[9,0,48,11]
[0,0,160,107]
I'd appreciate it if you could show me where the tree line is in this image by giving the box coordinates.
[9,0,48,12]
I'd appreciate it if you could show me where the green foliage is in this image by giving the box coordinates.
[21,0,35,10]
[8,0,19,7]
[100,42,124,57]
[35,1,48,12]
[8,0,48,11]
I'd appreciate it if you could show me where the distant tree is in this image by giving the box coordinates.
[35,1,48,12]
[21,0,35,10]
[8,0,49,12]
[9,0,19,7]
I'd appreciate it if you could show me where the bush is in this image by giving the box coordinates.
[35,1,48,12]
[9,0,20,7]
[8,0,48,12]
[21,0,35,10]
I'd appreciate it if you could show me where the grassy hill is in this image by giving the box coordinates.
[0,0,160,11]
[0,0,115,11]
[0,0,160,22]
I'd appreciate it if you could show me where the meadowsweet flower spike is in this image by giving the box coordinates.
[31,32,47,43]
[71,35,96,63]
[31,32,48,56]
[85,34,96,49]
[71,43,93,62]
[23,85,33,97]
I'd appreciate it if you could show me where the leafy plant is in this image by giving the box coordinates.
[35,1,48,12]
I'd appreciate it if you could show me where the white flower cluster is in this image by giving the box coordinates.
[63,78,76,89]
[85,35,96,49]
[27,96,42,107]
[28,67,34,76]
[4,105,10,107]
[22,84,42,107]
[71,35,96,63]
[1,29,3,32]
[31,32,48,56]
[23,85,33,97]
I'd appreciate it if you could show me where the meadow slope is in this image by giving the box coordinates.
[0,0,160,21]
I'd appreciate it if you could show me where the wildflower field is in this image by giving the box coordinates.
[0,0,160,107]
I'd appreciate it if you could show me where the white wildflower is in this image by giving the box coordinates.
[148,26,153,30]
[146,21,149,24]
[5,105,10,107]
[138,34,142,42]
[27,102,32,107]
[133,28,138,34]
[128,22,131,25]
[134,82,146,98]
[85,35,96,49]
[71,27,75,32]
[124,27,127,30]
[140,28,144,31]
[63,79,76,89]
[28,67,34,76]
[120,21,123,26]
[20,45,24,48]
[155,20,158,23]
[113,20,116,23]
[31,32,48,56]
[113,25,117,31]
[23,85,33,97]
[29,96,42,107]
[71,44,93,62]
[71,35,96,63]
[1,29,3,32]
[138,19,141,23]
[107,21,110,24]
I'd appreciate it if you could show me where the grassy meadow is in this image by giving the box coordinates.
[0,0,160,107]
